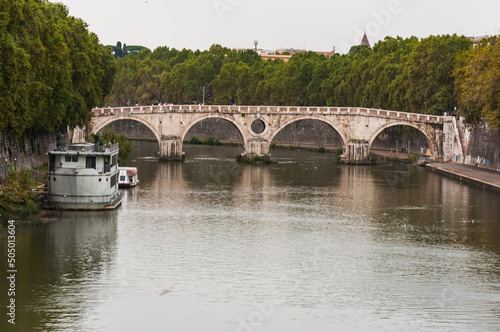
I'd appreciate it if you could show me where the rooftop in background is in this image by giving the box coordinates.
[466,35,499,46]
[260,53,292,62]
[250,47,336,62]
[276,48,307,55]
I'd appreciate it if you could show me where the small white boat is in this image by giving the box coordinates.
[119,167,139,188]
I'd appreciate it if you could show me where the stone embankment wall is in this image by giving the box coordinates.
[465,123,500,171]
[443,117,465,163]
[0,127,84,173]
[1,130,58,171]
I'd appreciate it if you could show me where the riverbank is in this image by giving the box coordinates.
[426,162,500,193]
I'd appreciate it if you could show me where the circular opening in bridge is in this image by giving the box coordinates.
[251,119,266,135]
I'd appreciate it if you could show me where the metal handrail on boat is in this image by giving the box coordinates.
[106,143,119,153]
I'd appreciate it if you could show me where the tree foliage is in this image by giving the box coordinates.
[0,0,116,139]
[0,167,37,220]
[454,37,500,129]
[97,127,134,165]
[105,35,477,121]
[109,41,147,58]
[2,2,497,132]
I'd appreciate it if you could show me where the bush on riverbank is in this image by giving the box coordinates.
[203,137,221,146]
[187,135,202,144]
[186,135,221,146]
[0,167,38,221]
[235,154,272,164]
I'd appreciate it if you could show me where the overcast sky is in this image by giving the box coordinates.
[56,0,500,53]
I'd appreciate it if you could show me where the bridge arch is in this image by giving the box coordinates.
[368,121,438,157]
[180,114,247,146]
[268,115,349,149]
[91,116,162,144]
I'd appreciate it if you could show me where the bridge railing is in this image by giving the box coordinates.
[92,105,443,123]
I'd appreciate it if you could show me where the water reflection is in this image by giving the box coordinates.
[1,143,499,331]
[0,211,117,332]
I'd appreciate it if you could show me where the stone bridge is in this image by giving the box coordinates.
[88,105,444,163]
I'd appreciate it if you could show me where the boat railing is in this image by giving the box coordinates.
[106,143,119,153]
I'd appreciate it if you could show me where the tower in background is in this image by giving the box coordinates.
[360,32,371,48]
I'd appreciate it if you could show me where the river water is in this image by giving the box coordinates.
[1,142,500,331]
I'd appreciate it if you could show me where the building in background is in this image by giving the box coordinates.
[360,32,371,48]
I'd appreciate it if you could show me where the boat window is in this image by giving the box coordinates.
[65,155,79,163]
[86,156,96,169]
[112,154,118,167]
[120,176,126,181]
[110,173,117,188]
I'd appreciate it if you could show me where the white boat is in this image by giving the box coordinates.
[119,167,139,188]
[44,136,122,210]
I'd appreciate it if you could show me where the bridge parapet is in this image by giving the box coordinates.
[92,105,443,124]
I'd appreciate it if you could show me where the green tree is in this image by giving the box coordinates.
[0,0,115,138]
[114,41,123,58]
[0,167,37,220]
[402,35,471,114]
[95,127,134,165]
[102,34,480,117]
[212,62,238,104]
[454,37,500,129]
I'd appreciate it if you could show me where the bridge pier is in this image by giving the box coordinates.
[240,139,271,162]
[344,141,371,165]
[159,137,184,161]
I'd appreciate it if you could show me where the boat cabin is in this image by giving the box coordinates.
[119,167,139,188]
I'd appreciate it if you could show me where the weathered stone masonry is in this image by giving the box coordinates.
[1,129,55,170]
[89,105,444,164]
[465,123,500,171]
